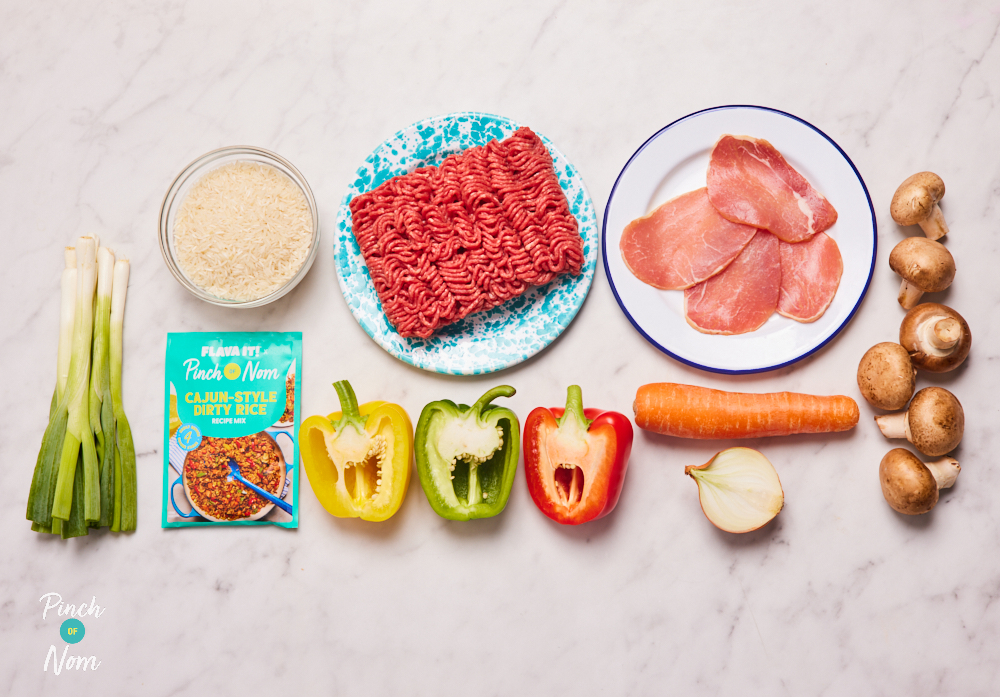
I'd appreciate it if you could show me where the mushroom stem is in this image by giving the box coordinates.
[926,456,960,489]
[875,412,909,440]
[929,317,961,350]
[917,204,949,240]
[898,279,924,309]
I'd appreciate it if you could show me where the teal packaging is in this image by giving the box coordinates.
[163,332,300,528]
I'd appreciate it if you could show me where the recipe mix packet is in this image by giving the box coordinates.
[163,332,301,528]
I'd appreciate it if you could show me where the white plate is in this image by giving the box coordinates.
[335,112,598,376]
[603,105,876,374]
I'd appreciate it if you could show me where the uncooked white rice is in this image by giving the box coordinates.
[173,161,313,302]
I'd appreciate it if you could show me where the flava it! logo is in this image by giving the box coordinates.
[40,592,104,675]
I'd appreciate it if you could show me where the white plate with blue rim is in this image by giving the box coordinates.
[602,105,876,375]
[335,112,598,376]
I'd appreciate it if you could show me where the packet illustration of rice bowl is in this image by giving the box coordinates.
[163,332,301,527]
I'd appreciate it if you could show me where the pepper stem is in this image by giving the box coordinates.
[331,380,367,433]
[470,385,516,420]
[557,385,593,432]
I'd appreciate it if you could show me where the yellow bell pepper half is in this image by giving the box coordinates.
[299,380,412,522]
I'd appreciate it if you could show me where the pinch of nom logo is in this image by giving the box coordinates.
[40,592,104,675]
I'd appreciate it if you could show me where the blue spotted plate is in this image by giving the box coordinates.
[334,112,598,375]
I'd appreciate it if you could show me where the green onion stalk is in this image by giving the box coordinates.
[51,237,101,529]
[89,247,116,528]
[89,248,114,457]
[56,247,77,406]
[27,248,77,533]
[109,258,136,531]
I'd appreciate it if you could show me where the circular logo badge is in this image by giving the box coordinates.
[60,618,85,644]
[224,362,241,380]
[175,423,203,452]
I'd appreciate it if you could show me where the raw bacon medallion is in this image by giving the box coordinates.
[707,135,838,243]
[684,230,781,335]
[620,188,757,290]
[777,233,843,323]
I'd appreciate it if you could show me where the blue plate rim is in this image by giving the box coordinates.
[601,104,877,375]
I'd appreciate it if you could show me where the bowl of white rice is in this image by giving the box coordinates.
[159,146,319,308]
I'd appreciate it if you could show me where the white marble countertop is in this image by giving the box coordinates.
[3,1,999,694]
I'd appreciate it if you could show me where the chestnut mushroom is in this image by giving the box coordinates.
[879,448,959,515]
[875,386,964,456]
[857,342,916,410]
[899,302,971,373]
[888,237,956,309]
[890,172,949,240]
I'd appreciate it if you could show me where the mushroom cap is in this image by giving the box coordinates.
[857,342,917,410]
[888,237,956,293]
[906,386,964,456]
[879,448,939,515]
[890,172,946,226]
[899,302,971,373]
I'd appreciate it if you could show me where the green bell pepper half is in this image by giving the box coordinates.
[415,385,520,521]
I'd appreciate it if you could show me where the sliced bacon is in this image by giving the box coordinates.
[777,233,843,323]
[707,135,838,243]
[620,188,757,290]
[684,230,781,335]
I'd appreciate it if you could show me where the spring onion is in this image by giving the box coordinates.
[109,258,136,531]
[27,238,136,537]
[26,249,77,532]
[51,236,100,525]
[89,247,115,528]
[57,247,77,402]
[89,248,114,456]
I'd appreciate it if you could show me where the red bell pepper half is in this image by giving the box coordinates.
[524,385,633,525]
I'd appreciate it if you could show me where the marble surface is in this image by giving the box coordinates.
[2,1,999,694]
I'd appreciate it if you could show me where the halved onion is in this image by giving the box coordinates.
[685,447,783,533]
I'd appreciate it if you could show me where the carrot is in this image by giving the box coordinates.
[633,383,859,439]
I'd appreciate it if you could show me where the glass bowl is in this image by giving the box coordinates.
[159,146,320,308]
